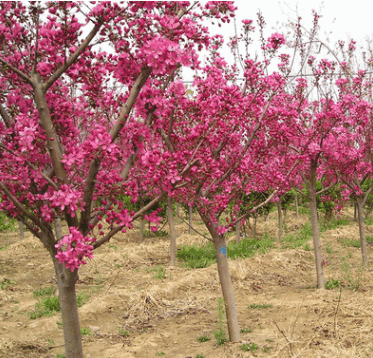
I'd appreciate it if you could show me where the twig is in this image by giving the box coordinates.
[170,205,213,242]
[48,344,65,349]
[105,268,121,295]
[273,320,294,356]
[290,300,303,339]
[146,219,168,238]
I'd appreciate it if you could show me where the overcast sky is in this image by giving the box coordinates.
[232,0,373,44]
[182,1,373,81]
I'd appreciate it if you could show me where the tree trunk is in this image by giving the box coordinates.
[277,200,283,240]
[176,202,180,223]
[188,205,193,235]
[356,196,368,266]
[200,212,240,342]
[324,208,333,221]
[139,217,145,243]
[235,221,241,243]
[53,260,83,358]
[307,160,325,289]
[139,197,144,243]
[167,197,177,266]
[354,202,357,221]
[19,221,24,240]
[294,190,299,219]
[253,216,257,238]
[54,217,63,240]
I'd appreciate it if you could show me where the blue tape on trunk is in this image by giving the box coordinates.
[219,246,227,255]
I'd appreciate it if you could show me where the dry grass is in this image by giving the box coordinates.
[1,208,373,357]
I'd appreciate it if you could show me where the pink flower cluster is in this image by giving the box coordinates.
[266,33,285,50]
[55,227,95,272]
[38,184,82,219]
[144,209,163,232]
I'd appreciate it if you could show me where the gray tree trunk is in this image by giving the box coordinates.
[277,200,283,240]
[19,221,24,240]
[294,190,299,219]
[176,202,180,223]
[54,217,63,240]
[139,217,145,243]
[253,216,257,238]
[38,227,84,358]
[188,205,193,234]
[356,196,368,266]
[53,260,83,358]
[167,197,177,266]
[235,221,241,243]
[139,197,145,243]
[200,212,240,342]
[307,160,325,289]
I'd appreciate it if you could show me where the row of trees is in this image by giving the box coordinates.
[1,2,373,357]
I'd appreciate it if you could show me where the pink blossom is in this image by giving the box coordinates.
[266,33,285,50]
[55,227,95,271]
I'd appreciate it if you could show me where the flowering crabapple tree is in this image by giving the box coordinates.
[287,57,373,287]
[139,26,302,338]
[321,39,373,267]
[273,13,372,288]
[0,2,236,357]
[324,71,373,267]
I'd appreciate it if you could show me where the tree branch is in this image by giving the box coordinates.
[170,203,213,242]
[92,192,166,249]
[363,184,373,207]
[0,104,12,127]
[32,5,40,73]
[110,67,152,141]
[42,22,102,92]
[16,214,41,240]
[80,68,153,232]
[0,143,58,190]
[0,182,46,230]
[202,97,274,197]
[0,57,33,85]
[233,189,278,225]
[316,182,337,196]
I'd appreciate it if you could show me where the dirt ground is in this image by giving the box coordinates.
[1,209,373,358]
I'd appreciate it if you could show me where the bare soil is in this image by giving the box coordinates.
[1,210,373,358]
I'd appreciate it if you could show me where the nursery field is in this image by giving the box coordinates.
[1,209,373,358]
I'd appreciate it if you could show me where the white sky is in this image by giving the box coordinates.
[233,0,373,44]
[182,1,373,81]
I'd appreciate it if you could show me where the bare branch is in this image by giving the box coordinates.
[363,184,373,207]
[316,182,337,196]
[170,203,213,242]
[234,189,278,225]
[132,192,166,221]
[16,214,42,240]
[294,186,308,199]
